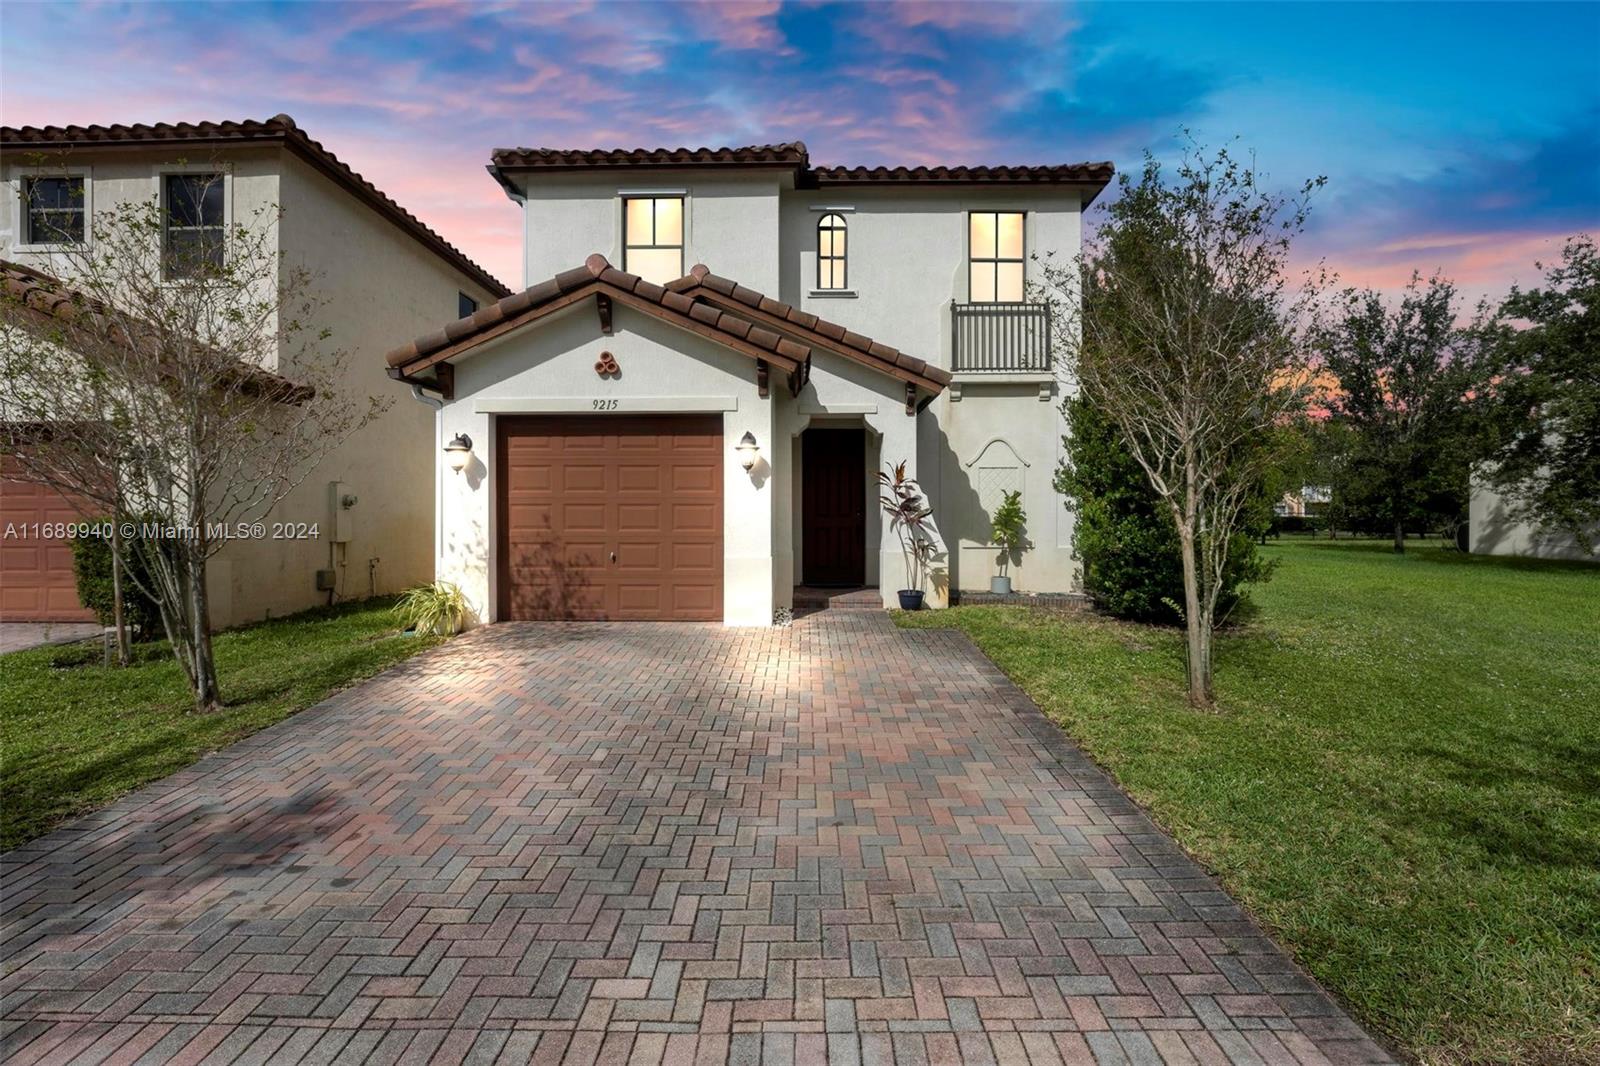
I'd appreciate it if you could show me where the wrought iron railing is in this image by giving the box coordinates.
[951,302,1051,373]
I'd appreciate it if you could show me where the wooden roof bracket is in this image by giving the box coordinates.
[596,292,613,334]
[905,382,917,415]
[756,359,770,399]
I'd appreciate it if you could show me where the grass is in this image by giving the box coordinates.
[1,596,440,851]
[898,539,1599,1065]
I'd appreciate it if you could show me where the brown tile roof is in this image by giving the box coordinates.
[1,259,313,402]
[2,115,511,299]
[667,265,950,390]
[488,140,1112,198]
[386,254,812,379]
[809,162,1114,187]
[490,143,810,170]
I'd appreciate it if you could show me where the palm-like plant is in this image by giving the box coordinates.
[876,461,936,594]
[393,580,471,636]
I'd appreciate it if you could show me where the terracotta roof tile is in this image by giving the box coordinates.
[385,255,813,374]
[809,162,1114,187]
[673,266,951,389]
[1,259,312,402]
[2,115,510,298]
[491,143,809,170]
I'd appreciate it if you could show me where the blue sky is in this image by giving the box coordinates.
[2,1,1595,297]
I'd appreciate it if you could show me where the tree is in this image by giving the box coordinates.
[1313,274,1494,552]
[1056,387,1269,622]
[1042,143,1320,707]
[1480,235,1600,549]
[0,171,383,711]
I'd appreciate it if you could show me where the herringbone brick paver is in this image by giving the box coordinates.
[1,611,1393,1064]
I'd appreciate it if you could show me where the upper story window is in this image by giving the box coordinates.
[458,291,478,319]
[623,196,683,284]
[163,173,225,278]
[968,211,1025,302]
[23,175,86,245]
[816,213,847,290]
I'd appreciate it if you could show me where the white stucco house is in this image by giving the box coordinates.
[0,115,508,626]
[384,142,1113,625]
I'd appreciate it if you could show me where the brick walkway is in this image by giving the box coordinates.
[1,611,1392,1065]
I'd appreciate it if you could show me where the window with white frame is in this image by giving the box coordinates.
[163,173,225,278]
[816,213,847,290]
[23,175,86,245]
[623,196,683,284]
[968,211,1024,302]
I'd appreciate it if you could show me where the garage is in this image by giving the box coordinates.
[496,415,723,620]
[0,456,96,622]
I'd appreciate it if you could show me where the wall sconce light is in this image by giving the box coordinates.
[736,431,760,471]
[444,433,473,473]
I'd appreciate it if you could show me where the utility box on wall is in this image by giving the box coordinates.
[329,481,355,544]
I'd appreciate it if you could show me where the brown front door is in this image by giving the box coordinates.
[0,456,97,622]
[801,427,866,586]
[497,415,722,621]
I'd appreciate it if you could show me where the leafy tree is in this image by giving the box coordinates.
[1042,142,1319,706]
[1314,274,1495,552]
[1057,389,1268,622]
[1480,235,1600,548]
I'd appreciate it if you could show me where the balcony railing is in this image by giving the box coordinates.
[951,302,1051,374]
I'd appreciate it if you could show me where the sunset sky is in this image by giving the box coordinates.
[3,1,1596,303]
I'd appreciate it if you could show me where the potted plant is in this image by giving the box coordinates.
[876,461,936,609]
[989,490,1027,594]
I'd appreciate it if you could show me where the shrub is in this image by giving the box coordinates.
[69,520,163,640]
[1057,390,1269,624]
[393,581,470,636]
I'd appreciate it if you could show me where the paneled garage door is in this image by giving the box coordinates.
[497,416,723,621]
[1,456,96,622]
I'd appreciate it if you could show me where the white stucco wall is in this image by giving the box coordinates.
[1469,480,1599,562]
[514,171,786,293]
[434,302,775,626]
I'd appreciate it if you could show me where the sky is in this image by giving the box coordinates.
[2,1,1596,305]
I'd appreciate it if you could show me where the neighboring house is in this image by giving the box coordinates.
[1469,478,1598,561]
[0,115,508,625]
[1275,485,1332,518]
[385,142,1113,624]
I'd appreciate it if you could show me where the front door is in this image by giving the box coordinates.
[801,427,866,586]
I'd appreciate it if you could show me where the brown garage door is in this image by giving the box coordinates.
[1,456,96,622]
[497,415,722,621]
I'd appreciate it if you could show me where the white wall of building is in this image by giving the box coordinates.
[1469,480,1599,562]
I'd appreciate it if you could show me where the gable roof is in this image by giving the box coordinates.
[666,266,949,391]
[384,255,947,398]
[1,259,313,403]
[2,115,511,299]
[489,141,1114,202]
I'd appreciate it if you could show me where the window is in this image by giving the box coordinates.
[458,291,478,319]
[163,173,225,278]
[623,196,683,284]
[816,213,848,290]
[968,211,1024,302]
[23,175,85,244]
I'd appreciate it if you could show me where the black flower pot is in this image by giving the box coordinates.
[897,589,925,610]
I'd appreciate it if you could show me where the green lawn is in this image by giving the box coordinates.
[899,540,1599,1065]
[1,596,440,851]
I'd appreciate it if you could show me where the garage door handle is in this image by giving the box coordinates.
[610,551,617,563]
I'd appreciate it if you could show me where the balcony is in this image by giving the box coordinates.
[951,302,1051,374]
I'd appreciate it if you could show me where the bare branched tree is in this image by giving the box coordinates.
[1041,142,1323,706]
[1,167,385,711]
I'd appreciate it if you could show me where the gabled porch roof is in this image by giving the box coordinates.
[384,255,948,402]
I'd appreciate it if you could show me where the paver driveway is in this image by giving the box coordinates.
[1,610,1392,1065]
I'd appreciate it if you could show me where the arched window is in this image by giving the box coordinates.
[817,213,847,290]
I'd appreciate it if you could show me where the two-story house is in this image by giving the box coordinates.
[0,115,508,626]
[385,142,1112,625]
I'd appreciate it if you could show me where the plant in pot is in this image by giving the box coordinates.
[989,490,1028,595]
[876,461,936,609]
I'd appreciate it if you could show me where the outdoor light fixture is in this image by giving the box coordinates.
[736,431,760,471]
[444,433,473,473]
